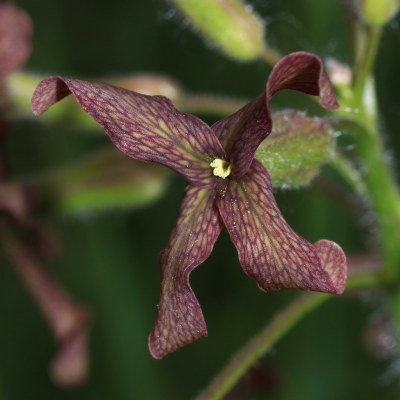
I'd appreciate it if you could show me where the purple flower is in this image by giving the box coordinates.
[32,52,347,359]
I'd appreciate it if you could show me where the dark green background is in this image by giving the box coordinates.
[1,0,400,399]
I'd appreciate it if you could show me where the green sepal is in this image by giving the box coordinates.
[255,111,336,189]
[171,0,266,61]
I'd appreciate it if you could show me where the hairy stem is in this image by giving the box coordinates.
[331,151,368,198]
[196,272,380,400]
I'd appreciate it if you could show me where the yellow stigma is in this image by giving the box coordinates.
[210,158,231,179]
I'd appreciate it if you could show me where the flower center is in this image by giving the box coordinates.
[210,158,232,179]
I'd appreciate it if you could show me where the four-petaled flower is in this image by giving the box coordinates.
[32,52,347,359]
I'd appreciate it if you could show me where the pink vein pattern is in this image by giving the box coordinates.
[217,160,344,293]
[213,52,339,180]
[149,185,222,359]
[32,77,226,188]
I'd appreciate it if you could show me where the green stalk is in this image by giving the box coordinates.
[196,273,380,400]
[335,21,400,280]
[352,26,382,105]
[352,113,400,281]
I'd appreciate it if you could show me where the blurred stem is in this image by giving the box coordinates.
[331,151,368,198]
[352,26,382,104]
[196,272,380,400]
[175,94,246,116]
[261,46,281,66]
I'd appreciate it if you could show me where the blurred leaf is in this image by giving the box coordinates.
[256,111,336,189]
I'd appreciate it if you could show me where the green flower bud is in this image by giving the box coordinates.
[256,111,336,189]
[358,0,399,25]
[172,0,266,61]
[31,148,167,215]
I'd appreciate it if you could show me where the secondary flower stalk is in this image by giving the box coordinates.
[32,52,347,359]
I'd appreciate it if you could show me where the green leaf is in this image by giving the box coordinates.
[255,111,336,189]
[30,148,168,215]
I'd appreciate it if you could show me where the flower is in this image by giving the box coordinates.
[32,51,347,359]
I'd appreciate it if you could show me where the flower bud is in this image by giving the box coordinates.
[33,148,167,215]
[256,111,336,189]
[172,0,266,61]
[357,0,399,25]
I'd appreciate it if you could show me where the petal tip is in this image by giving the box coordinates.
[148,324,208,360]
[31,76,71,116]
[315,239,347,294]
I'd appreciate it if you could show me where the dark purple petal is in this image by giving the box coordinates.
[149,185,222,358]
[216,159,346,293]
[32,77,226,187]
[212,52,338,179]
[315,240,347,294]
[0,4,32,78]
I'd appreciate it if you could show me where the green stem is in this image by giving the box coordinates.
[337,18,400,280]
[331,151,368,198]
[261,46,281,66]
[196,272,380,400]
[352,26,382,105]
[175,94,246,116]
[353,115,400,280]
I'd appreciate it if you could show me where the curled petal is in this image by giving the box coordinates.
[212,52,338,179]
[216,159,346,293]
[266,51,339,109]
[32,77,225,187]
[315,239,347,294]
[149,185,222,358]
[0,4,32,78]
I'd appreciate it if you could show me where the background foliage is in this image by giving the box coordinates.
[1,0,400,398]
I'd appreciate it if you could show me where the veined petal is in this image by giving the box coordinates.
[216,159,346,293]
[212,52,338,179]
[149,185,222,359]
[315,240,347,294]
[0,4,32,78]
[32,77,226,187]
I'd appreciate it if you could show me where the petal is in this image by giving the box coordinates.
[212,51,338,179]
[149,185,222,358]
[0,4,32,78]
[315,239,347,294]
[32,77,225,187]
[216,159,346,293]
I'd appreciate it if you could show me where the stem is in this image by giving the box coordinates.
[352,26,382,105]
[175,94,246,116]
[196,272,380,400]
[261,46,281,66]
[337,17,400,280]
[331,151,368,198]
[353,115,400,280]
